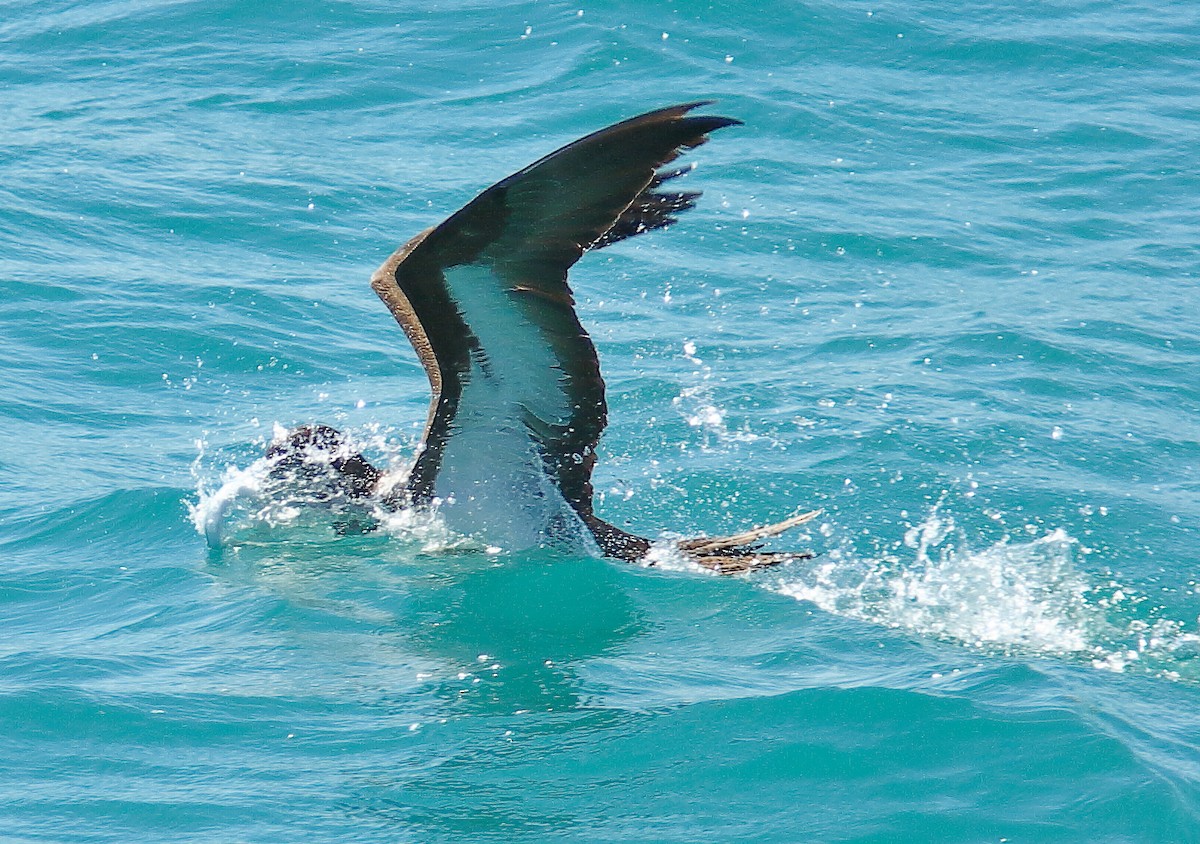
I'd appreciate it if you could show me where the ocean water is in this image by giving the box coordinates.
[4,0,1200,840]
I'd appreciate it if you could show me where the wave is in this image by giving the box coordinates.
[765,505,1200,680]
[191,427,1200,683]
[189,424,476,556]
[1,486,190,561]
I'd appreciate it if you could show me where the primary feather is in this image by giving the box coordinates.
[358,103,818,570]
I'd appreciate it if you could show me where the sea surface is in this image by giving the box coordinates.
[4,0,1200,841]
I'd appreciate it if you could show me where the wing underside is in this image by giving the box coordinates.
[370,103,740,550]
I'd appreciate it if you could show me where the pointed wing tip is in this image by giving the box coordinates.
[690,115,744,134]
[643,100,744,130]
[670,107,744,148]
[674,99,738,116]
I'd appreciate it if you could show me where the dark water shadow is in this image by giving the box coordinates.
[204,535,646,716]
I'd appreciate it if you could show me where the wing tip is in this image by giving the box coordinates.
[585,102,741,252]
[659,100,744,131]
[612,100,744,138]
[662,99,743,121]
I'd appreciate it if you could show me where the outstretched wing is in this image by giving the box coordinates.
[370,102,739,542]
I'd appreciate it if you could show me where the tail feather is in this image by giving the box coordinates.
[677,509,820,574]
[584,508,820,575]
[680,550,810,576]
[678,509,820,556]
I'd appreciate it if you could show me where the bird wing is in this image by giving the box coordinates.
[370,102,739,542]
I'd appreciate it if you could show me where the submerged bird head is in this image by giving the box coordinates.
[265,424,382,501]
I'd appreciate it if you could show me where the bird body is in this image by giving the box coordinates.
[272,103,817,573]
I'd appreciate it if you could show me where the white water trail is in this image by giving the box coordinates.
[767,507,1200,678]
[191,431,1200,679]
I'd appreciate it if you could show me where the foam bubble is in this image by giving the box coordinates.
[189,426,463,554]
[375,501,478,555]
[672,384,765,448]
[189,458,273,547]
[641,541,712,574]
[767,507,1200,678]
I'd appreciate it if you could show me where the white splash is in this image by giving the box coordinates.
[768,508,1200,676]
[794,523,1091,653]
[189,426,462,553]
[672,384,764,448]
[375,501,480,556]
[641,541,713,575]
[189,458,274,548]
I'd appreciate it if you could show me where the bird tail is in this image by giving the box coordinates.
[675,509,820,574]
[582,508,819,575]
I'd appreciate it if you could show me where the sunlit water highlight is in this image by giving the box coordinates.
[5,0,1200,840]
[195,423,1200,685]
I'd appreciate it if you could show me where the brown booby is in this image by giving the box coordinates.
[270,102,817,573]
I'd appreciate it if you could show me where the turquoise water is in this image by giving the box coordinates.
[5,0,1200,839]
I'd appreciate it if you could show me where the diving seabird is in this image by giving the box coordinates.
[271,102,817,573]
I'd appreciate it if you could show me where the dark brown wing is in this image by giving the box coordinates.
[370,103,739,544]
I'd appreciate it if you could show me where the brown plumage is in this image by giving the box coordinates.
[356,102,818,574]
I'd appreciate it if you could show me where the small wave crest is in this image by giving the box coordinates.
[188,425,470,555]
[768,507,1200,679]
